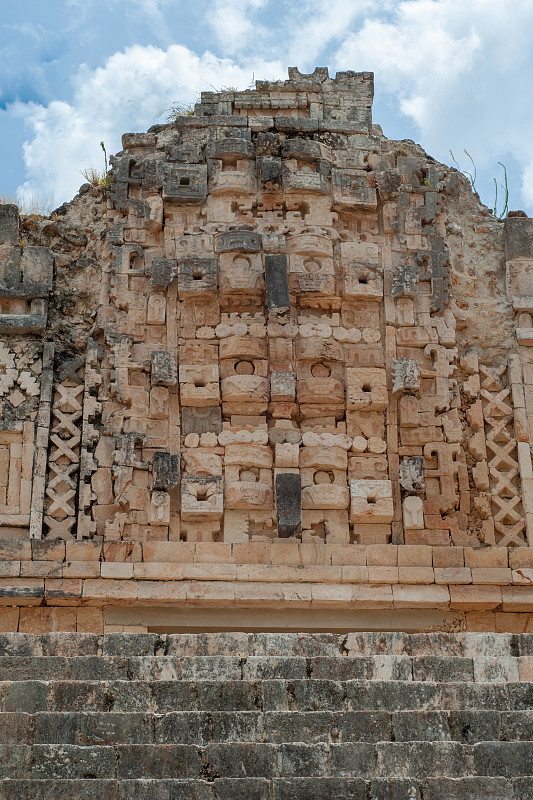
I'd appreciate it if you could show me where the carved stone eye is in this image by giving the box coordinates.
[311,363,331,378]
[235,360,255,375]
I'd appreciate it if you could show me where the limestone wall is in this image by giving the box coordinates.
[1,67,533,633]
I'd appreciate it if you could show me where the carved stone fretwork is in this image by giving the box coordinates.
[77,339,102,539]
[43,356,85,539]
[480,364,526,546]
[399,457,426,492]
[392,358,420,396]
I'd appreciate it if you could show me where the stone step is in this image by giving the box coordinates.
[1,778,532,800]
[0,654,530,682]
[1,742,533,781]
[1,710,533,746]
[1,679,532,713]
[2,632,533,659]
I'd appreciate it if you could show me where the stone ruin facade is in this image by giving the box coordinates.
[2,67,533,800]
[1,66,533,635]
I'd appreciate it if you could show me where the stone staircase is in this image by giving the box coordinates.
[0,632,532,799]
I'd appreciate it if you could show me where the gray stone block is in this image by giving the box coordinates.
[103,634,161,657]
[179,657,242,681]
[391,711,450,742]
[423,776,514,799]
[150,681,197,712]
[290,680,345,712]
[77,712,154,745]
[0,779,120,800]
[206,743,278,778]
[0,743,32,779]
[0,713,32,745]
[0,657,71,682]
[3,681,49,713]
[69,656,130,681]
[31,743,116,779]
[151,351,178,385]
[263,712,334,744]
[505,217,533,260]
[195,681,261,712]
[439,683,510,712]
[0,205,19,246]
[151,257,176,288]
[177,258,218,295]
[279,743,329,777]
[370,779,422,800]
[329,743,375,777]
[411,656,474,683]
[116,744,202,778]
[500,710,533,741]
[511,777,533,800]
[265,255,289,312]
[472,742,533,777]
[33,712,78,745]
[447,710,501,744]
[274,778,367,800]
[508,682,533,711]
[208,712,263,744]
[163,165,208,202]
[346,681,441,712]
[275,473,302,538]
[118,779,215,800]
[213,778,272,800]
[155,712,210,745]
[375,741,469,779]
[336,711,391,743]
[242,657,307,680]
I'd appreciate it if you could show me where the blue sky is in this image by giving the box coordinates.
[1,0,532,216]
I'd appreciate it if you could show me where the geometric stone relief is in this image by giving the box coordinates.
[480,363,527,547]
[43,356,85,539]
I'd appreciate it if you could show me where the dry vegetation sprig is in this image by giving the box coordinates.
[0,192,55,217]
[80,141,114,189]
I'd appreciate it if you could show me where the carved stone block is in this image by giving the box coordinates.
[214,230,262,253]
[179,364,220,407]
[399,457,426,492]
[392,358,420,396]
[265,255,290,311]
[346,368,388,411]
[181,407,222,435]
[350,479,394,524]
[151,351,177,386]
[177,258,218,297]
[181,474,223,519]
[276,472,302,538]
[152,452,180,490]
[163,164,208,202]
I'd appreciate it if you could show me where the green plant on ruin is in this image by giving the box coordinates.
[450,148,477,192]
[493,162,509,219]
[80,141,114,189]
[450,149,510,219]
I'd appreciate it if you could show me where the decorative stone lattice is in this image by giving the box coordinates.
[43,357,84,539]
[480,364,527,547]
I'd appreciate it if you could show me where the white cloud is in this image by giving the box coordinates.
[11,0,533,213]
[284,0,377,70]
[208,0,269,55]
[14,44,284,205]
[334,0,533,211]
